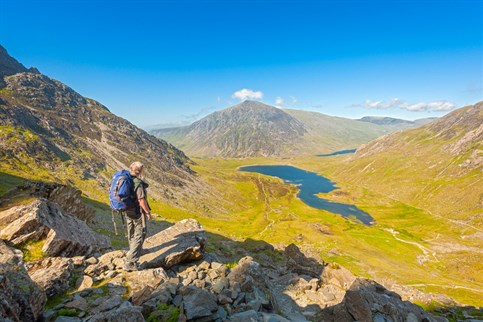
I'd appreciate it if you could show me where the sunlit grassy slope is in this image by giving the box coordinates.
[180,157,482,307]
[1,154,481,307]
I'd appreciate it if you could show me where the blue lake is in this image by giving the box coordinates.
[239,165,374,225]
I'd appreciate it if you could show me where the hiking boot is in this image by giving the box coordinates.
[123,261,139,272]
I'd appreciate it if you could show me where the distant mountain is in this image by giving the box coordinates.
[0,44,200,203]
[336,102,482,221]
[152,100,307,157]
[358,116,437,130]
[151,101,401,158]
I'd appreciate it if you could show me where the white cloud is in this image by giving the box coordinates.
[217,96,221,103]
[290,96,297,105]
[232,88,264,101]
[362,98,455,112]
[275,96,284,108]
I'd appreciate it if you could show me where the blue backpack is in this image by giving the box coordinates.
[109,170,134,211]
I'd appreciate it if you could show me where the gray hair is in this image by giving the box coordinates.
[129,161,144,176]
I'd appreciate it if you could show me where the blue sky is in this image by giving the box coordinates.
[1,0,482,128]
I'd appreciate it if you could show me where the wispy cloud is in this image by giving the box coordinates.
[357,98,456,112]
[274,95,297,108]
[275,96,284,108]
[232,88,264,101]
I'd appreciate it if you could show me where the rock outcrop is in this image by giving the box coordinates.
[0,242,46,322]
[0,181,95,223]
[0,198,111,257]
[1,212,474,322]
[140,218,206,269]
[26,257,75,297]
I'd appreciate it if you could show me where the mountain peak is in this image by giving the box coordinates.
[231,100,275,110]
[0,44,28,79]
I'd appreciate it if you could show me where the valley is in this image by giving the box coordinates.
[170,156,482,308]
[1,44,481,320]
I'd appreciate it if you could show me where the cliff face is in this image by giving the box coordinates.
[0,45,200,203]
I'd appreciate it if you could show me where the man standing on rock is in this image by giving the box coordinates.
[124,161,151,271]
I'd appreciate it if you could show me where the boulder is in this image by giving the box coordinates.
[0,239,23,265]
[140,219,206,269]
[84,303,144,322]
[0,198,111,257]
[179,285,218,320]
[319,278,444,322]
[124,267,169,296]
[84,250,125,277]
[284,243,324,278]
[0,181,95,223]
[227,256,267,292]
[0,262,46,322]
[26,256,74,297]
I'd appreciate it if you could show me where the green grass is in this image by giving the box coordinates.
[18,239,46,262]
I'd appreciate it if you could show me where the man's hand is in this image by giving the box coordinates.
[146,213,152,221]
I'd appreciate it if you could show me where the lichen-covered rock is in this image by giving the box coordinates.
[0,198,111,257]
[140,219,206,269]
[0,262,46,322]
[26,256,74,297]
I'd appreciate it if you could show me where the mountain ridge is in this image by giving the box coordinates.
[0,44,205,206]
[151,101,408,158]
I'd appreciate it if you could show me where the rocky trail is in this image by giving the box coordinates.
[1,182,481,322]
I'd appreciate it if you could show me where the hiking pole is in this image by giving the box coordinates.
[141,211,147,240]
[112,210,118,236]
[120,211,127,238]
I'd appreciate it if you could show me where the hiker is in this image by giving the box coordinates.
[124,161,151,271]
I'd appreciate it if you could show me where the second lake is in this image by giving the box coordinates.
[239,165,375,225]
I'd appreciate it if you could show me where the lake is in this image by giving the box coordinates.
[239,165,374,225]
[317,148,356,157]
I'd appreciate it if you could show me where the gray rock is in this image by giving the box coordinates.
[229,310,260,322]
[0,181,95,223]
[319,278,443,322]
[260,312,291,322]
[0,262,46,322]
[284,243,324,278]
[65,297,88,311]
[84,305,144,322]
[54,316,81,322]
[180,285,218,320]
[212,277,229,293]
[124,267,168,296]
[0,239,23,265]
[0,199,111,257]
[90,295,123,314]
[27,256,74,297]
[140,219,206,269]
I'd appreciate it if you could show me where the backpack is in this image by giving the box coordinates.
[109,170,134,211]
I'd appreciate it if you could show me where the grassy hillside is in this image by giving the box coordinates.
[178,157,482,307]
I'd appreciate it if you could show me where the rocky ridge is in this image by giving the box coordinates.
[0,44,207,208]
[150,102,428,158]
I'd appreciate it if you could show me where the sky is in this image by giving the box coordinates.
[1,0,482,128]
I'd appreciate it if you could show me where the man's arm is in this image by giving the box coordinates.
[138,197,151,220]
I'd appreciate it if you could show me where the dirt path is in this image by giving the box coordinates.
[255,175,276,238]
[384,228,439,263]
[407,283,483,294]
